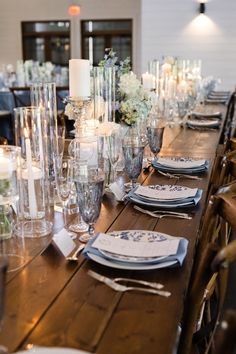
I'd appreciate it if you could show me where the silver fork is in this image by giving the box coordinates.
[134,205,192,220]
[88,270,171,297]
[158,170,202,180]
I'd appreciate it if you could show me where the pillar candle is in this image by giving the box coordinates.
[69,59,91,97]
[24,133,38,218]
[142,72,155,90]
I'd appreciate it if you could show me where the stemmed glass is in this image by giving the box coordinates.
[73,164,104,243]
[53,155,87,234]
[147,119,165,162]
[122,132,145,189]
[106,133,122,183]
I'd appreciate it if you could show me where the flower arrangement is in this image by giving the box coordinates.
[99,48,154,126]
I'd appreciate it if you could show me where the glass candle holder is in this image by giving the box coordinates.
[14,107,52,238]
[0,146,26,272]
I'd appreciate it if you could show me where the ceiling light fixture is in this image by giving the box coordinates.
[199,2,206,14]
[68,4,81,16]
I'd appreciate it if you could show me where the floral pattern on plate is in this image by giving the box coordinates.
[99,230,170,263]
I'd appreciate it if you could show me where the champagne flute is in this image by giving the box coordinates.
[74,165,104,243]
[106,133,122,183]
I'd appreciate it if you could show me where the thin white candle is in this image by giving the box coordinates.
[69,59,91,97]
[24,129,38,218]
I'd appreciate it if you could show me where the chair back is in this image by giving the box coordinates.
[213,309,236,354]
[178,188,236,354]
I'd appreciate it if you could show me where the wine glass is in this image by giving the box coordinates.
[74,165,104,243]
[53,155,86,234]
[147,119,165,162]
[122,133,145,189]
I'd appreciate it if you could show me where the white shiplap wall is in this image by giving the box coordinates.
[0,0,141,73]
[141,0,236,90]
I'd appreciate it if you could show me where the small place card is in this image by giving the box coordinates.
[92,233,180,258]
[52,228,76,257]
[109,181,126,201]
[135,185,198,201]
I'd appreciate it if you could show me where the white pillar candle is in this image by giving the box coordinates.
[142,72,155,90]
[69,59,91,97]
[24,135,38,218]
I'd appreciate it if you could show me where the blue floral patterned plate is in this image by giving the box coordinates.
[99,230,170,263]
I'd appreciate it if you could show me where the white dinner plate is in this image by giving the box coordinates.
[87,252,178,270]
[17,347,90,354]
[98,230,172,263]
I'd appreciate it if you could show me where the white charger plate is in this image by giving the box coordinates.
[87,252,178,270]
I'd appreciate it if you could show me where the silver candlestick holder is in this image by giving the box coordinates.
[64,96,92,138]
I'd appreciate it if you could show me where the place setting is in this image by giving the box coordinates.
[82,229,189,272]
[126,184,203,209]
[152,156,209,177]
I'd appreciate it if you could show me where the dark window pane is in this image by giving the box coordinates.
[23,21,70,33]
[82,20,131,33]
[24,37,45,62]
[50,37,70,65]
[111,37,131,61]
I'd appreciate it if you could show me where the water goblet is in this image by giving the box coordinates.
[74,165,104,243]
[122,134,145,189]
[147,119,165,162]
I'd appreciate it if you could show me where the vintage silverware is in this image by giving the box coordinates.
[158,170,202,180]
[66,244,85,261]
[112,276,164,290]
[134,205,192,220]
[88,270,171,297]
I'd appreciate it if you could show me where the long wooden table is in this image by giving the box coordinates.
[1,104,227,354]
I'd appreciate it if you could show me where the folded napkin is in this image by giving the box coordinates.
[156,157,206,169]
[83,232,189,267]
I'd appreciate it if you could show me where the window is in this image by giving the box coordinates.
[22,21,70,66]
[81,19,132,66]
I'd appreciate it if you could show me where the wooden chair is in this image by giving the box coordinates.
[9,87,31,108]
[208,147,236,198]
[220,91,236,144]
[178,188,236,354]
[213,309,236,354]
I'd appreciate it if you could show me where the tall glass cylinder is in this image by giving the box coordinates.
[92,67,116,122]
[148,60,160,94]
[14,107,52,238]
[30,82,64,205]
[0,145,26,272]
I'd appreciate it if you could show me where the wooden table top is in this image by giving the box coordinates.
[1,104,227,354]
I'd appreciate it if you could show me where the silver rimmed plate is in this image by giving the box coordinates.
[87,252,178,270]
[98,230,172,264]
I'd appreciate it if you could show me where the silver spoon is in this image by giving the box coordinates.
[66,244,85,261]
